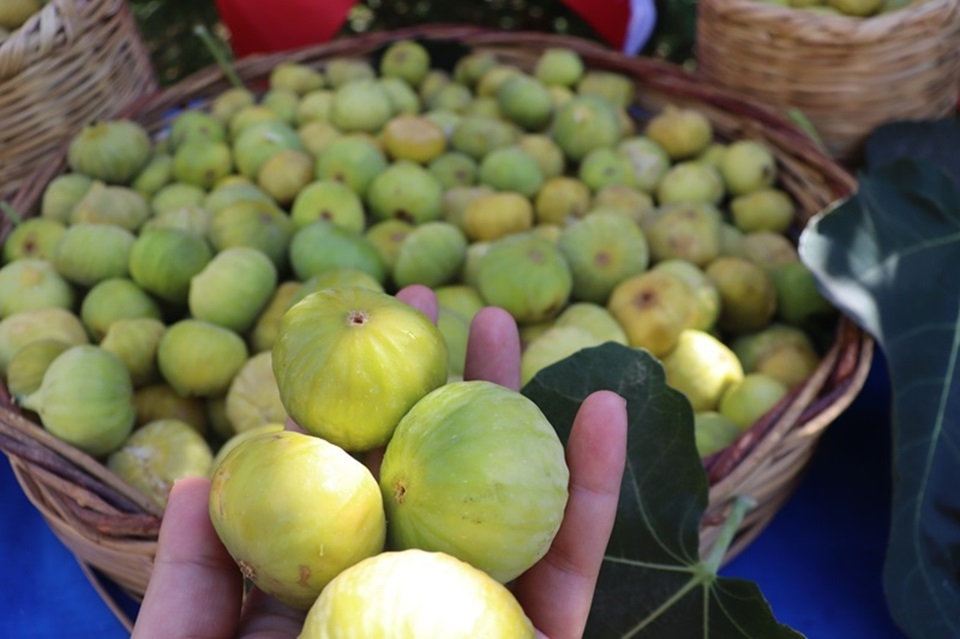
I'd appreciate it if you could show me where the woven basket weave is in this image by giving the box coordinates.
[0,0,157,202]
[696,0,960,163]
[0,24,874,630]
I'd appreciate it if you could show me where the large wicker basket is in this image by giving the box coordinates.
[696,0,960,163]
[0,0,157,202]
[0,24,873,630]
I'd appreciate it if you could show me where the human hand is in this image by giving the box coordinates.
[131,285,627,639]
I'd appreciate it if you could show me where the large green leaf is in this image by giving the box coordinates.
[522,343,803,638]
[798,157,960,639]
[865,117,960,182]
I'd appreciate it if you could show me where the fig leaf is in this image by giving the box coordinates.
[865,117,960,183]
[522,343,802,638]
[799,157,960,639]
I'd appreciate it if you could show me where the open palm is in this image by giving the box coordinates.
[131,286,626,639]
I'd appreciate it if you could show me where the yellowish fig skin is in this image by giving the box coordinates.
[379,380,569,584]
[209,430,386,610]
[300,550,535,639]
[272,287,448,452]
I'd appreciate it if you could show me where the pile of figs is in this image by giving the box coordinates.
[0,39,838,633]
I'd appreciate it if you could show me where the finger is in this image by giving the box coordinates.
[463,306,521,391]
[395,284,438,324]
[236,586,307,637]
[513,390,627,639]
[132,476,244,639]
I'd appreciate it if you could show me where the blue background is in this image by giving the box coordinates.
[0,350,905,638]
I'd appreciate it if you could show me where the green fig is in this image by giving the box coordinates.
[554,302,628,345]
[366,161,444,225]
[557,211,649,305]
[534,176,592,226]
[40,174,94,224]
[289,222,387,284]
[475,233,573,325]
[534,47,584,87]
[694,411,742,457]
[719,140,778,196]
[134,383,209,434]
[290,179,367,233]
[79,278,162,341]
[233,120,304,180]
[392,222,468,289]
[67,120,152,185]
[645,201,724,267]
[5,339,71,400]
[705,256,778,333]
[550,95,622,163]
[150,182,207,215]
[53,223,136,287]
[21,345,134,457]
[168,110,227,150]
[224,351,287,434]
[129,228,213,305]
[521,325,601,387]
[270,61,325,95]
[69,181,150,232]
[314,136,389,198]
[379,39,431,87]
[329,79,394,133]
[207,200,294,269]
[477,147,544,198]
[0,259,74,319]
[99,317,166,388]
[497,74,554,131]
[107,418,213,508]
[718,373,789,430]
[172,140,234,190]
[248,280,302,354]
[157,319,249,397]
[644,105,713,161]
[0,308,88,376]
[189,247,279,334]
[131,154,175,199]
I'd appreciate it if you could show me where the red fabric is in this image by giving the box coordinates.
[214,0,357,57]
[560,0,631,50]
[214,0,630,58]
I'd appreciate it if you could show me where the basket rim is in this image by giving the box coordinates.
[697,0,960,39]
[0,22,875,613]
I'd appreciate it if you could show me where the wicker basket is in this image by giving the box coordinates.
[0,0,157,202]
[696,0,960,163]
[0,24,874,630]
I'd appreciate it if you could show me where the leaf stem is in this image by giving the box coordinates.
[0,201,23,225]
[193,24,245,90]
[786,108,828,153]
[703,494,757,575]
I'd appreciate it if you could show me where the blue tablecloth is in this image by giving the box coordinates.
[0,351,905,638]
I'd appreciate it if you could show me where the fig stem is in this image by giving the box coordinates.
[193,24,245,90]
[0,201,23,225]
[703,494,756,575]
[787,108,827,153]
